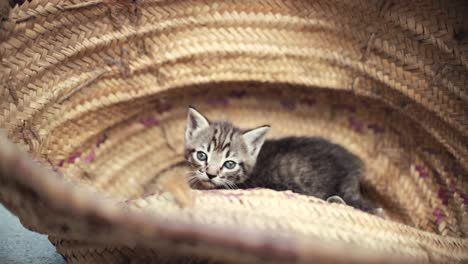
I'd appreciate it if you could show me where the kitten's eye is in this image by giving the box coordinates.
[196,151,207,161]
[223,160,237,170]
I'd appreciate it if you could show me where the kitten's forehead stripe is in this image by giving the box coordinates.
[215,126,224,151]
[222,142,230,151]
[210,135,217,150]
[213,122,238,152]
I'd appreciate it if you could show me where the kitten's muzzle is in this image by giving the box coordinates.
[206,172,216,179]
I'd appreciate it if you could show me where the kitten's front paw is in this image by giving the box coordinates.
[326,195,347,205]
[157,173,194,208]
[371,207,385,218]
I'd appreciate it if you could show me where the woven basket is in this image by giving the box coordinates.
[1,0,467,263]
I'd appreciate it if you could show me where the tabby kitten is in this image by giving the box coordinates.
[184,107,378,213]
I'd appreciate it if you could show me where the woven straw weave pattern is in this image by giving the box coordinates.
[0,0,467,263]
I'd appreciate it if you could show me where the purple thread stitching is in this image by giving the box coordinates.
[67,152,81,164]
[438,189,449,206]
[435,214,445,225]
[140,116,159,128]
[433,208,445,225]
[415,165,428,178]
[84,150,96,163]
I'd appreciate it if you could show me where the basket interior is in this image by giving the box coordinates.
[16,81,461,238]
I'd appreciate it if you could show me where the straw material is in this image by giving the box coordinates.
[0,0,467,263]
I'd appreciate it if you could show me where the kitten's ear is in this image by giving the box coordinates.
[242,125,270,158]
[185,107,210,143]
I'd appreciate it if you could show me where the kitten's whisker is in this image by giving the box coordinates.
[225,180,238,190]
[187,175,199,185]
[218,181,229,190]
[187,171,197,177]
[224,181,233,190]
[226,181,236,190]
[230,180,238,188]
[186,175,196,181]
[188,178,198,184]
[188,180,196,185]
[188,177,200,188]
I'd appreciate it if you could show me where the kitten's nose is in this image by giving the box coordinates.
[206,172,216,179]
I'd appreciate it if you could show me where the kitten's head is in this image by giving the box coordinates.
[184,107,269,189]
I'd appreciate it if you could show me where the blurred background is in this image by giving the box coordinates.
[0,205,64,264]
